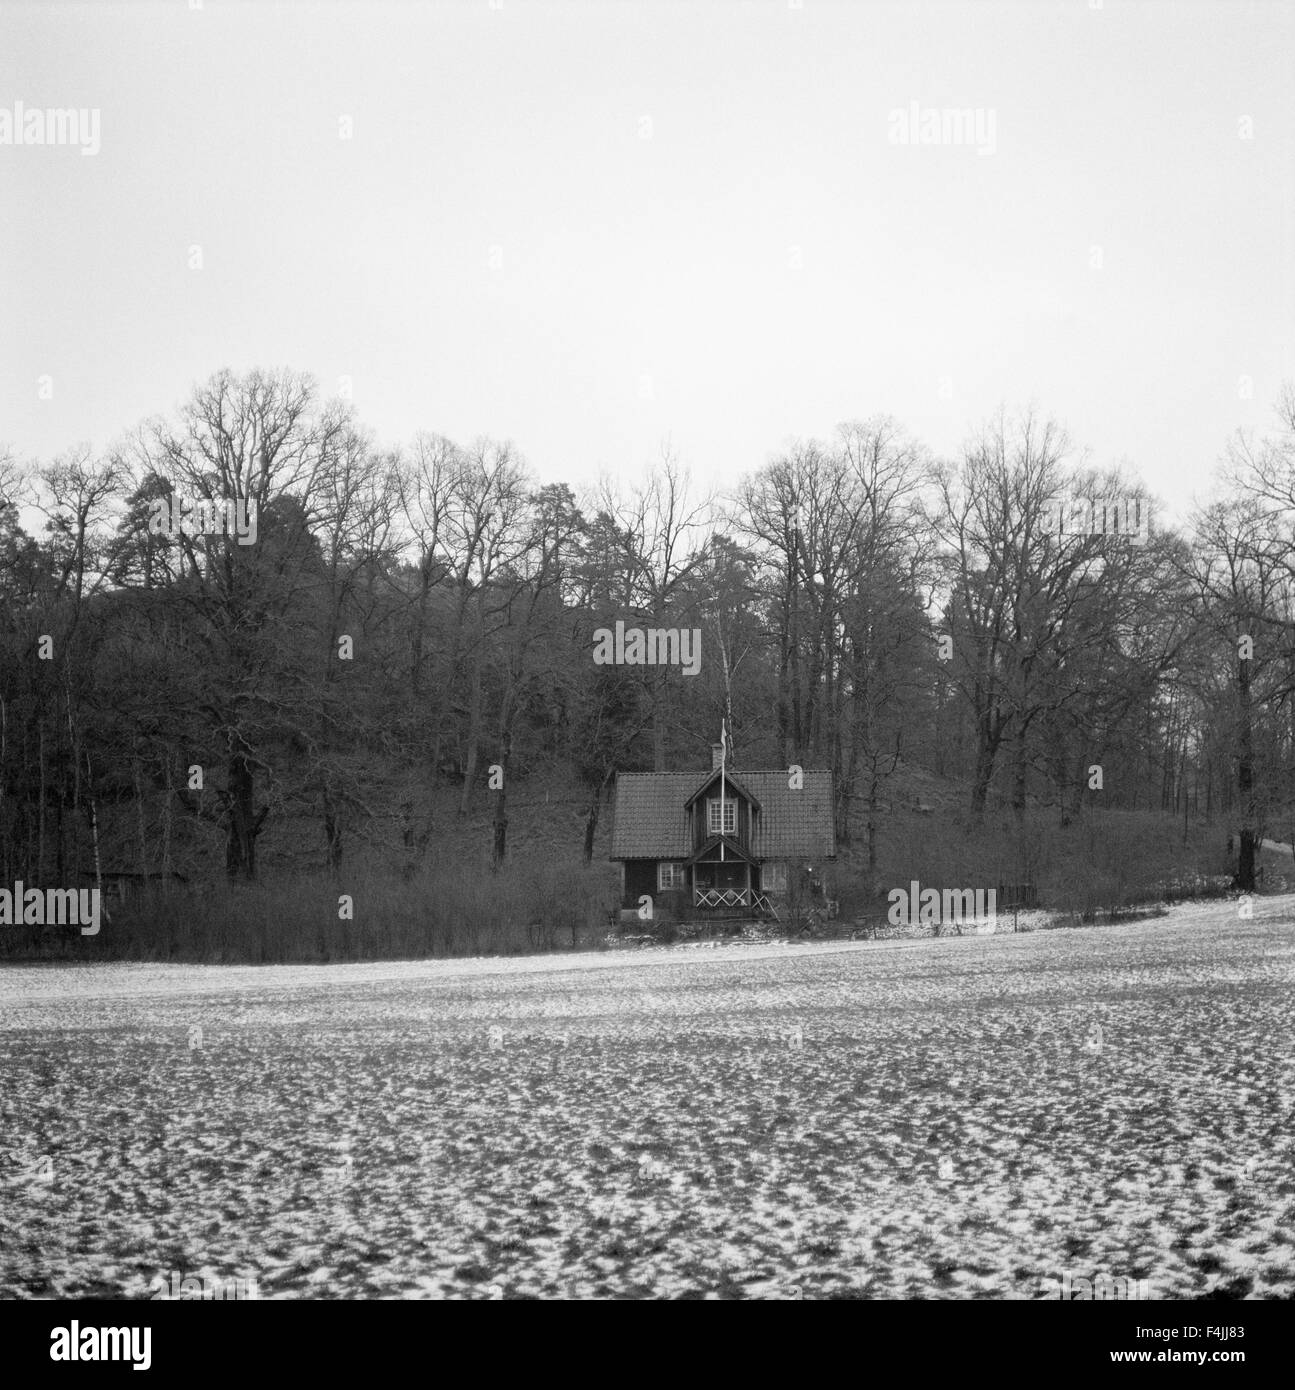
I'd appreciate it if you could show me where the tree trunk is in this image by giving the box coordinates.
[1012,732,1028,820]
[970,724,998,819]
[583,795,600,863]
[459,660,483,818]
[323,789,343,872]
[1235,650,1256,892]
[225,752,264,881]
[490,724,512,870]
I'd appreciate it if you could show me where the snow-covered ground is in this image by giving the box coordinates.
[1,894,1292,1299]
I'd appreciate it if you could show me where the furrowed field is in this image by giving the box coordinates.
[2,899,1293,1300]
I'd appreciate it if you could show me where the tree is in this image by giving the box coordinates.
[138,367,348,879]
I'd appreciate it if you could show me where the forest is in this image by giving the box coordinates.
[2,368,1293,959]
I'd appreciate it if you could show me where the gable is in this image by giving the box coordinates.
[685,767,762,810]
[610,770,835,860]
[686,833,757,865]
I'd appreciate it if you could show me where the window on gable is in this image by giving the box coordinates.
[707,797,736,835]
[658,862,685,891]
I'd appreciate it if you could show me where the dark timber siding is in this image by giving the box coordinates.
[624,860,657,906]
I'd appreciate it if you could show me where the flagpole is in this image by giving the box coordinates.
[719,719,726,863]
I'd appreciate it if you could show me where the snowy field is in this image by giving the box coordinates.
[2,895,1293,1300]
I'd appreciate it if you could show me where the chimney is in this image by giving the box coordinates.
[711,743,725,771]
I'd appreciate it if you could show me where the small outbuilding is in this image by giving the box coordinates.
[610,745,835,918]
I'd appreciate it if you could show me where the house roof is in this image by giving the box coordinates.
[611,770,836,860]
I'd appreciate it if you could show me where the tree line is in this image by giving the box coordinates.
[2,368,1293,897]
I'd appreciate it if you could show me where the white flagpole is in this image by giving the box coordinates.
[719,719,726,863]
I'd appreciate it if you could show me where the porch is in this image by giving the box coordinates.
[689,839,779,917]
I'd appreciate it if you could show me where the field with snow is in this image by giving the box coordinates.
[2,895,1293,1300]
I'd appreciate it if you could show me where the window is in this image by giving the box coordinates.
[658,862,684,891]
[707,797,737,835]
[762,862,787,894]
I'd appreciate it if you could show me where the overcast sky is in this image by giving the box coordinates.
[3,0,1292,523]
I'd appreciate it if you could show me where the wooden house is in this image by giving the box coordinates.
[610,745,835,918]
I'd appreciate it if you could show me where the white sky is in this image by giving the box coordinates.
[2,0,1293,527]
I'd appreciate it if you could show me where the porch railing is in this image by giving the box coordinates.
[694,888,749,909]
[694,889,782,919]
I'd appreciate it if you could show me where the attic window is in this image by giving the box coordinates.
[707,797,736,835]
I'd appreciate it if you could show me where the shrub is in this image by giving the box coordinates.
[0,856,618,964]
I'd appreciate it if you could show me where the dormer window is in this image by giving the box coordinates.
[707,797,736,835]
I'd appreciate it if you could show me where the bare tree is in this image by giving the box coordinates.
[141,368,348,879]
[594,443,714,767]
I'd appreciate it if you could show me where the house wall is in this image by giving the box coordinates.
[620,861,690,921]
[656,887,689,920]
[620,857,791,917]
[758,861,788,895]
[689,788,753,850]
[623,859,657,907]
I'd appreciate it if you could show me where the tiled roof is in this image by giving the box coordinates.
[610,770,835,860]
